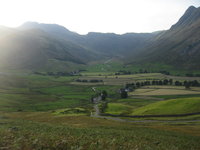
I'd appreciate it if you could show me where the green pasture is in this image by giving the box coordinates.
[84,61,200,76]
[105,98,161,115]
[53,107,90,116]
[0,75,92,111]
[131,97,200,115]
[105,103,132,115]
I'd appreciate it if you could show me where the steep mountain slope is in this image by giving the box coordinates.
[80,32,154,57]
[0,27,98,71]
[128,6,200,70]
[19,22,156,58]
[1,6,199,72]
[19,22,82,42]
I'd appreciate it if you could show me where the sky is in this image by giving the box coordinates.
[0,0,200,34]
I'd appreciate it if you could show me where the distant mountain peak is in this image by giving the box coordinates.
[184,5,197,17]
[171,5,200,29]
[19,21,82,42]
[20,21,70,32]
[187,5,196,11]
[22,21,40,26]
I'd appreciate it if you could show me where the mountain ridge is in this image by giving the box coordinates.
[127,6,200,70]
[19,21,157,58]
[0,5,199,72]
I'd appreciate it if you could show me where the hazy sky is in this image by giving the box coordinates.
[0,0,200,34]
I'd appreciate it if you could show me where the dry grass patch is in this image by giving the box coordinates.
[131,86,200,96]
[135,89,200,96]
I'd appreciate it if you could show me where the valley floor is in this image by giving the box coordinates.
[0,72,200,150]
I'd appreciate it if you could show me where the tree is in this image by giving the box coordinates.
[192,80,199,87]
[152,80,156,85]
[183,80,187,86]
[101,90,108,100]
[136,82,141,88]
[144,81,150,85]
[155,81,159,85]
[163,79,169,85]
[175,81,182,86]
[185,82,190,89]
[169,79,173,85]
[159,80,163,85]
[91,96,94,103]
[120,89,128,98]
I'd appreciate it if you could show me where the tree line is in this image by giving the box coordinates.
[118,79,200,99]
[125,79,200,90]
[34,71,80,76]
[115,70,170,75]
[115,69,200,77]
[76,79,103,83]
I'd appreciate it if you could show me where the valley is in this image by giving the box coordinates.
[0,4,200,150]
[0,70,200,150]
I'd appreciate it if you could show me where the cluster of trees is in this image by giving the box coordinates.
[91,90,108,103]
[34,72,46,76]
[119,79,200,99]
[158,71,170,75]
[47,72,72,76]
[100,90,108,100]
[115,70,200,77]
[119,88,128,98]
[125,79,200,91]
[34,71,80,76]
[175,80,200,88]
[185,73,200,77]
[115,70,131,75]
[125,79,173,90]
[115,70,170,75]
[76,79,103,83]
[98,101,108,113]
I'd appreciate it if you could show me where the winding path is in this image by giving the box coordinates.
[91,105,200,123]
[91,115,200,123]
[90,90,200,123]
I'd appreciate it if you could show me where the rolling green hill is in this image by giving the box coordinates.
[131,97,200,115]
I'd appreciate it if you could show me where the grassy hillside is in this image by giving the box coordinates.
[0,27,98,72]
[131,97,200,115]
[105,98,160,115]
[20,22,156,58]
[1,114,200,150]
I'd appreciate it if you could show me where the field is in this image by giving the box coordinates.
[84,61,200,76]
[131,97,200,115]
[0,72,200,149]
[73,73,200,85]
[105,103,133,115]
[131,86,200,95]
